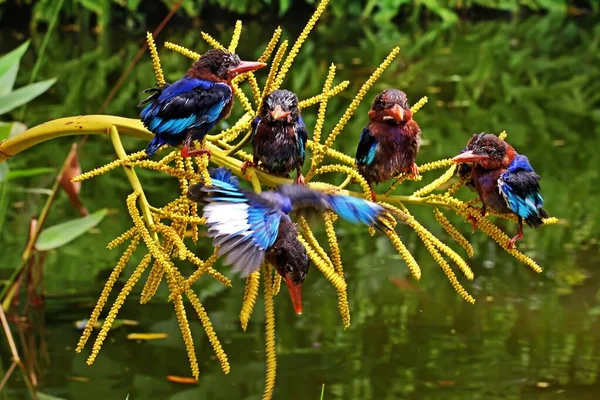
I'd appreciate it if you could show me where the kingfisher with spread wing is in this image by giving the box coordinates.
[188,168,387,314]
[139,49,266,158]
[452,133,549,248]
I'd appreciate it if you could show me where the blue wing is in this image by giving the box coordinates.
[200,175,282,276]
[355,125,378,166]
[295,116,308,162]
[498,155,548,227]
[140,76,232,138]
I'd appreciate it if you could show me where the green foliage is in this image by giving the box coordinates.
[35,208,108,251]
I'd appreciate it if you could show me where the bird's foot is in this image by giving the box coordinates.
[181,146,211,158]
[370,188,377,202]
[480,206,487,217]
[506,222,524,249]
[410,163,419,179]
[241,161,256,175]
[294,173,306,186]
[466,215,478,232]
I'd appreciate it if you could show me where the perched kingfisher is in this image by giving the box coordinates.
[139,49,266,158]
[242,90,308,185]
[452,133,549,248]
[188,167,386,314]
[355,89,421,200]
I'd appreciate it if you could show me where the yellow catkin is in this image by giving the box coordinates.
[272,0,329,90]
[309,164,371,196]
[157,149,180,166]
[412,165,457,197]
[433,208,475,258]
[232,81,255,114]
[217,113,254,142]
[154,223,187,259]
[298,218,335,270]
[87,253,152,364]
[259,27,282,63]
[127,160,200,181]
[190,202,199,243]
[543,217,559,225]
[228,20,243,53]
[240,271,261,331]
[106,226,138,249]
[140,260,164,304]
[297,234,347,293]
[146,32,165,87]
[410,96,428,114]
[263,263,277,400]
[404,212,473,280]
[421,238,475,304]
[261,40,288,103]
[154,210,205,225]
[186,289,230,374]
[312,64,336,148]
[445,176,468,197]
[169,278,200,380]
[418,158,455,173]
[200,32,226,51]
[164,42,201,60]
[247,73,262,104]
[76,235,141,352]
[298,81,350,109]
[322,47,400,152]
[498,130,507,141]
[174,153,189,194]
[323,212,350,328]
[72,150,147,182]
[272,274,281,296]
[306,141,355,166]
[183,248,231,289]
[384,229,421,280]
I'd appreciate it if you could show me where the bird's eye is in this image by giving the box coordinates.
[285,264,293,273]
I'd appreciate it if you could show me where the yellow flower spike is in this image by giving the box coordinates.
[312,64,336,147]
[498,130,508,141]
[228,20,243,53]
[543,217,559,225]
[272,0,329,91]
[87,253,152,365]
[444,176,468,197]
[262,40,289,102]
[433,208,475,258]
[154,223,187,260]
[321,47,400,156]
[146,32,166,87]
[231,81,255,114]
[174,153,189,194]
[186,289,230,374]
[272,274,282,296]
[240,271,261,331]
[168,279,200,380]
[183,248,231,289]
[72,150,147,182]
[140,260,164,304]
[322,212,350,328]
[158,149,181,165]
[263,262,277,400]
[190,202,199,243]
[412,165,457,197]
[247,73,262,104]
[306,141,355,166]
[127,160,201,181]
[77,235,141,353]
[106,226,138,249]
[410,96,428,114]
[207,112,252,142]
[259,27,282,63]
[298,218,335,269]
[154,209,205,225]
[475,217,543,273]
[418,158,455,173]
[298,234,347,293]
[164,42,201,60]
[200,31,226,51]
[384,229,421,280]
[298,80,350,109]
[421,238,475,304]
[308,164,371,196]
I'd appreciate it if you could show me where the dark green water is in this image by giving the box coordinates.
[1,11,600,400]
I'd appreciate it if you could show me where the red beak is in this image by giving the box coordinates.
[270,104,291,121]
[284,275,303,315]
[452,150,489,163]
[229,60,267,76]
[384,104,404,122]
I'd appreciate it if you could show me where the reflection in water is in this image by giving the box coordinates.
[1,11,599,400]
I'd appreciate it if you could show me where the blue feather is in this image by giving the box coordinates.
[327,195,382,225]
[366,143,377,165]
[157,77,214,102]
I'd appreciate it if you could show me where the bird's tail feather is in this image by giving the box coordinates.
[326,195,383,227]
[525,206,549,228]
[145,136,163,156]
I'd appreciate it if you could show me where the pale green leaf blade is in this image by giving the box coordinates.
[0,78,56,116]
[0,40,29,77]
[0,63,19,95]
[36,209,108,251]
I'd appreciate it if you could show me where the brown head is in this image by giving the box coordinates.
[452,133,516,170]
[260,89,300,124]
[187,49,266,82]
[368,89,412,125]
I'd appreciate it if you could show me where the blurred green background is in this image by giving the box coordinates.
[1,0,599,399]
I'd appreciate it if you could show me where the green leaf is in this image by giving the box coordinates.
[0,163,10,239]
[36,208,108,251]
[0,41,29,78]
[38,393,68,400]
[0,78,56,116]
[0,64,20,96]
[7,167,56,180]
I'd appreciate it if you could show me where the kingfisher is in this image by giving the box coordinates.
[355,89,421,200]
[139,49,266,158]
[452,133,549,248]
[242,89,308,185]
[188,167,386,314]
